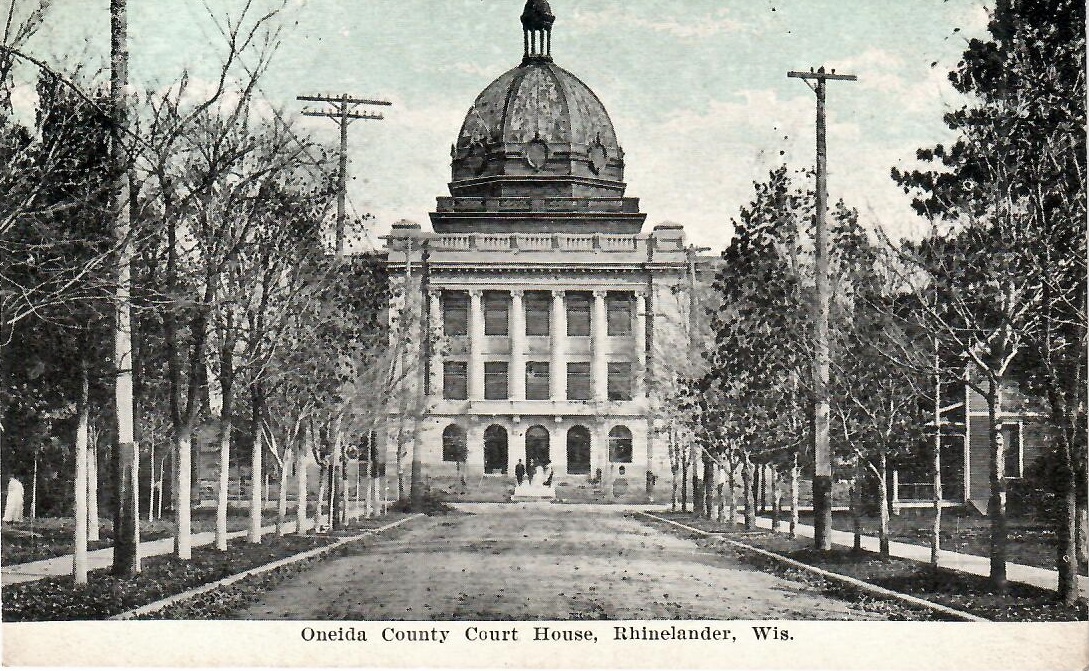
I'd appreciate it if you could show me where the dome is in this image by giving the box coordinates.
[456,60,620,155]
[446,1,627,199]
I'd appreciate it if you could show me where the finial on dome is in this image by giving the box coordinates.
[521,0,554,63]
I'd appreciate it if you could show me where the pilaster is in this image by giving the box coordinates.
[550,289,567,400]
[468,289,485,400]
[592,289,609,401]
[510,289,526,400]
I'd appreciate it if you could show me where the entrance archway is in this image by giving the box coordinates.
[483,425,508,474]
[525,425,550,468]
[566,425,591,474]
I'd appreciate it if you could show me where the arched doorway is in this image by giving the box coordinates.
[525,425,550,468]
[566,425,591,474]
[483,425,508,474]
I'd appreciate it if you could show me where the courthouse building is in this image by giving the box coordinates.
[381,0,695,501]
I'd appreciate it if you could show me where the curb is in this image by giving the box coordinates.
[638,512,989,623]
[109,514,423,621]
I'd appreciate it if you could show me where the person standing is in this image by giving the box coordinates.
[515,459,526,486]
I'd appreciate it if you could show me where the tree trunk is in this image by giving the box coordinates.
[340,451,349,525]
[789,457,800,539]
[373,472,383,517]
[932,358,943,567]
[986,377,1008,590]
[174,427,193,559]
[690,445,700,517]
[703,454,714,520]
[215,419,230,551]
[1077,502,1088,567]
[73,356,90,584]
[248,395,263,544]
[295,438,308,535]
[851,455,862,552]
[273,447,288,536]
[878,451,890,558]
[727,460,737,525]
[670,464,679,512]
[330,429,343,530]
[362,457,373,518]
[715,463,725,524]
[680,458,688,513]
[771,466,782,533]
[315,462,328,530]
[87,434,100,542]
[742,454,756,531]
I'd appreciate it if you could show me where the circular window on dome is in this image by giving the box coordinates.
[525,139,549,171]
[588,142,608,174]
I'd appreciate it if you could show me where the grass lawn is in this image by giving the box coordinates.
[0,507,280,566]
[649,511,1087,623]
[1,512,412,622]
[783,508,1089,575]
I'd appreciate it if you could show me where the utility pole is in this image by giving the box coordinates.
[110,0,140,577]
[297,94,390,256]
[787,65,856,552]
[686,244,710,518]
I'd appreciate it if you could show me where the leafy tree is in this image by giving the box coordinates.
[892,0,1085,596]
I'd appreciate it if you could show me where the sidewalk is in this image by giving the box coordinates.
[749,515,1089,599]
[1,521,302,586]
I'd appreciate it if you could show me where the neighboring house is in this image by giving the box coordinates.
[377,2,696,503]
[895,373,1051,514]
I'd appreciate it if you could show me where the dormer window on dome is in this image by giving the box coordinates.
[521,0,555,62]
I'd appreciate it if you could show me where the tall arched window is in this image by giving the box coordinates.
[566,425,591,475]
[608,426,632,463]
[526,425,550,467]
[442,424,466,462]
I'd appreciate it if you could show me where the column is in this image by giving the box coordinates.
[468,289,485,400]
[598,422,614,498]
[510,289,526,400]
[466,421,485,479]
[550,289,567,400]
[592,289,608,401]
[552,419,567,475]
[634,291,647,397]
[428,289,442,397]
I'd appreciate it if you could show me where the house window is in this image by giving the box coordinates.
[567,362,591,400]
[607,293,633,336]
[607,362,632,401]
[443,291,468,336]
[484,291,509,336]
[525,291,551,336]
[566,292,591,336]
[526,362,550,400]
[609,426,633,463]
[442,424,466,462]
[443,361,468,400]
[484,362,509,400]
[1002,423,1023,478]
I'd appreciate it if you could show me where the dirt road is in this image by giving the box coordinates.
[233,503,883,620]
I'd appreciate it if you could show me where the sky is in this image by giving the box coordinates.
[18,0,993,252]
